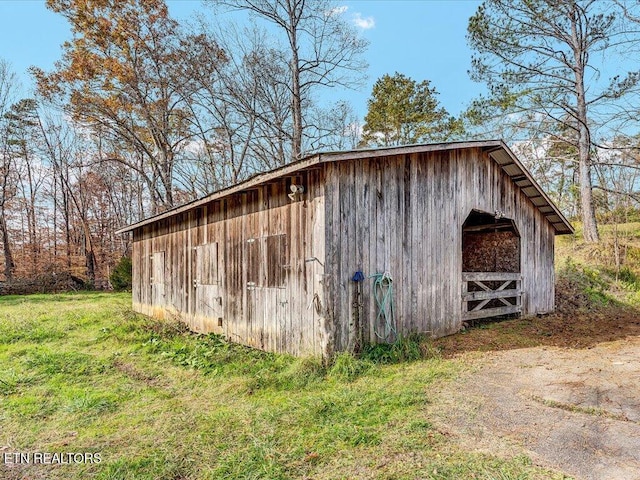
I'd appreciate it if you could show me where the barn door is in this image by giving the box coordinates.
[192,242,224,331]
[246,235,288,351]
[151,251,166,307]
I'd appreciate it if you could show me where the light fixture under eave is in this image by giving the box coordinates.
[288,184,305,201]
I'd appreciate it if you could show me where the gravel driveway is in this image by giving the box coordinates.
[431,335,640,479]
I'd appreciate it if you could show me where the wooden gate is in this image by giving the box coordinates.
[462,272,522,321]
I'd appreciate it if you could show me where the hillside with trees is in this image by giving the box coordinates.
[0,0,368,289]
[1,0,640,289]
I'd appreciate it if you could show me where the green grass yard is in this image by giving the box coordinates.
[4,221,640,479]
[0,292,566,479]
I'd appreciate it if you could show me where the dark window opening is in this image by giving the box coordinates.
[462,210,520,274]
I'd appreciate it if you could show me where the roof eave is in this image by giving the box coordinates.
[115,140,574,235]
[485,141,574,235]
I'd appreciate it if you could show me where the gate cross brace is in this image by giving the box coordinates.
[471,280,514,311]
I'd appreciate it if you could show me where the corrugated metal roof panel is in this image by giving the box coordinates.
[486,145,573,234]
[503,164,524,176]
[522,186,540,197]
[489,148,513,165]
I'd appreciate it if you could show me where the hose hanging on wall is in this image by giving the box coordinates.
[370,272,396,340]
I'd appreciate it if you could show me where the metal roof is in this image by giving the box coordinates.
[116,139,574,235]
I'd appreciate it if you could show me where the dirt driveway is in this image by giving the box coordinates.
[431,305,640,480]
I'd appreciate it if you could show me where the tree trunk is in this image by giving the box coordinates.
[25,157,38,274]
[572,6,600,243]
[288,1,302,162]
[578,138,600,242]
[161,150,174,208]
[81,217,96,287]
[290,56,302,161]
[64,190,72,270]
[0,207,14,281]
[576,86,599,242]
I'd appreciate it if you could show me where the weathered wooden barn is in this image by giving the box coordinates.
[117,140,573,357]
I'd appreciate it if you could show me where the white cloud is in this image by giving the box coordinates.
[353,12,375,30]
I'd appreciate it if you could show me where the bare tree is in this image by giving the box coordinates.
[5,99,45,275]
[180,24,292,189]
[207,0,368,161]
[0,60,17,281]
[467,0,640,242]
[307,100,361,151]
[34,0,202,212]
[35,109,97,284]
[512,136,579,219]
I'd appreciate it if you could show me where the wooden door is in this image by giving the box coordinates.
[246,235,288,351]
[151,251,166,307]
[193,242,224,330]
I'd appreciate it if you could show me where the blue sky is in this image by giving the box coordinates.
[0,0,483,118]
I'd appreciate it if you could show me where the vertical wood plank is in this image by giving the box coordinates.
[131,145,559,356]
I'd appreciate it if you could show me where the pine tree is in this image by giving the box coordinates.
[361,73,461,147]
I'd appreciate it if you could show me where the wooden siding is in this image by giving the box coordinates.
[323,147,555,352]
[131,169,327,356]
[131,145,557,357]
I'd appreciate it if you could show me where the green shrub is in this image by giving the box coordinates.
[110,256,132,291]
